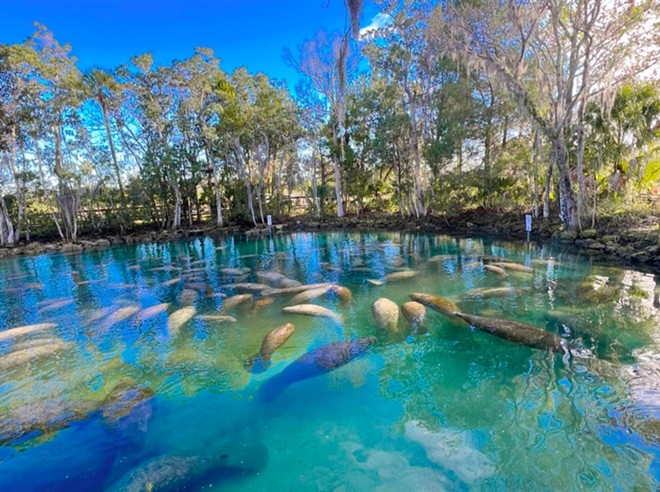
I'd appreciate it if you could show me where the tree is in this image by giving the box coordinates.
[287,31,358,217]
[439,0,660,229]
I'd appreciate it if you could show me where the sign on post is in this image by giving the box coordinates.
[525,214,532,242]
[267,215,273,233]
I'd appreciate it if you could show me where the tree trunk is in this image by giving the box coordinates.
[319,152,326,217]
[551,137,578,229]
[256,137,268,225]
[483,118,492,207]
[230,137,257,226]
[311,152,321,218]
[330,123,345,218]
[483,85,495,206]
[99,94,125,199]
[170,180,182,230]
[532,129,540,218]
[54,123,79,241]
[0,194,15,246]
[8,128,24,243]
[543,160,554,220]
[404,85,423,217]
[395,145,404,217]
[204,142,223,227]
[34,141,65,240]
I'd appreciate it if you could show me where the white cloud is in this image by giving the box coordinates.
[359,13,393,39]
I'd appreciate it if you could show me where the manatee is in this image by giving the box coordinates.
[0,396,88,446]
[253,298,274,309]
[38,299,74,313]
[409,293,461,317]
[106,454,206,492]
[37,297,69,308]
[256,271,287,287]
[168,306,197,334]
[75,279,104,286]
[222,293,254,311]
[87,306,115,323]
[483,264,507,277]
[492,262,533,274]
[0,341,70,372]
[177,288,199,305]
[367,270,418,286]
[136,303,170,321]
[246,323,295,373]
[262,283,334,297]
[454,312,569,353]
[0,323,58,343]
[222,282,270,294]
[401,302,426,329]
[220,267,252,276]
[427,255,456,263]
[24,282,45,290]
[328,285,352,302]
[7,337,63,353]
[282,304,342,323]
[148,265,178,272]
[197,314,237,323]
[289,285,333,305]
[279,278,303,288]
[390,256,406,267]
[531,258,555,266]
[98,379,154,432]
[107,443,269,492]
[464,287,517,299]
[372,298,400,334]
[184,282,212,294]
[259,337,377,401]
[99,306,140,331]
[480,255,508,263]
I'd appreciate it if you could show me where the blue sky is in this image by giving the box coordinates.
[0,0,384,88]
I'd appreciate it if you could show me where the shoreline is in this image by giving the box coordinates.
[1,212,658,274]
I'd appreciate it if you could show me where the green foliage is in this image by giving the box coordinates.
[1,17,658,240]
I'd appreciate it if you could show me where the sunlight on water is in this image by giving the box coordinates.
[0,232,658,490]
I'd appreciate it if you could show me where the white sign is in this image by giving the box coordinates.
[267,215,272,226]
[525,214,532,232]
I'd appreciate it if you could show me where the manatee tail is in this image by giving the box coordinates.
[366,279,385,286]
[258,375,286,403]
[245,355,271,374]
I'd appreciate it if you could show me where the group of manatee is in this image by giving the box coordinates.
[371,291,568,354]
[0,243,647,490]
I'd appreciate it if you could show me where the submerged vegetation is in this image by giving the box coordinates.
[0,0,659,245]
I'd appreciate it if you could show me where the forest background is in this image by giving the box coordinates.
[0,0,659,246]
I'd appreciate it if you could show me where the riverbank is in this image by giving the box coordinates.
[1,209,658,273]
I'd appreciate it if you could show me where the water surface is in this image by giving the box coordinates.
[0,232,658,490]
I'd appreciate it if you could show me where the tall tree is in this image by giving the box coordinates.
[439,0,660,228]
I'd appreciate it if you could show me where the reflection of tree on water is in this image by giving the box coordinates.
[375,330,658,489]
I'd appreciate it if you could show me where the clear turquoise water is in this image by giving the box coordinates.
[0,232,658,491]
